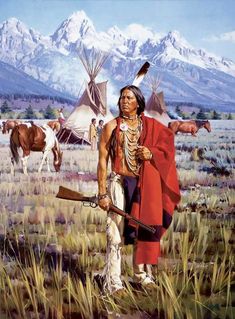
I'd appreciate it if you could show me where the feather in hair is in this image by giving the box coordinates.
[132,61,150,87]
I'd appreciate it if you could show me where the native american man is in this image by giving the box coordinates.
[97,85,180,293]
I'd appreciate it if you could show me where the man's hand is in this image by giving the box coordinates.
[98,196,112,211]
[136,146,152,161]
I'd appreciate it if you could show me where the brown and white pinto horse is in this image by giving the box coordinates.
[47,120,61,132]
[2,120,22,134]
[168,120,211,136]
[10,123,63,175]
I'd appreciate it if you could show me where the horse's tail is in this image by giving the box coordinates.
[10,127,20,164]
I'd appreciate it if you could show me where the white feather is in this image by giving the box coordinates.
[132,74,146,87]
[132,61,150,87]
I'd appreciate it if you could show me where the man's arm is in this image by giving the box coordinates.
[97,120,116,210]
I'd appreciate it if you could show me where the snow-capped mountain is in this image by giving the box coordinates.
[51,11,96,54]
[0,17,51,65]
[150,31,235,76]
[0,11,235,111]
[0,60,75,101]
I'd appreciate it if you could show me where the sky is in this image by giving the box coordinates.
[0,0,235,61]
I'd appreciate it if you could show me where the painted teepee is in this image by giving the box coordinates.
[57,48,113,144]
[145,75,171,127]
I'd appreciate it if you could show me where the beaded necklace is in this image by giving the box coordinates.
[120,116,142,175]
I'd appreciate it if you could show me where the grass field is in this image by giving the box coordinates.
[0,120,234,319]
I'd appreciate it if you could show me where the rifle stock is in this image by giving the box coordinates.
[56,186,96,203]
[56,186,156,234]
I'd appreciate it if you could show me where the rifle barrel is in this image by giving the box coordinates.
[109,204,156,234]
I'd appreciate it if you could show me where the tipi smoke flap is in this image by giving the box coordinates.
[145,75,171,127]
[57,48,113,144]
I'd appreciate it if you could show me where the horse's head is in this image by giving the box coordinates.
[204,120,211,132]
[2,121,6,134]
[53,149,63,172]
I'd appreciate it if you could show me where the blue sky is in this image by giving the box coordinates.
[0,0,235,61]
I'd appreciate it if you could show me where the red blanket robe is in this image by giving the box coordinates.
[130,114,181,264]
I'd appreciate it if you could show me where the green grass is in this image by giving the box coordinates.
[0,120,234,318]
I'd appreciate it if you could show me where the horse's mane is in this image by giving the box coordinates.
[195,120,207,128]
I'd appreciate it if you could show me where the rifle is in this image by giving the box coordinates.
[56,186,156,234]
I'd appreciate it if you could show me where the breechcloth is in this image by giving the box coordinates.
[101,172,153,293]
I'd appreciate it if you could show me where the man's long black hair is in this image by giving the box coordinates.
[109,85,145,160]
[118,85,145,116]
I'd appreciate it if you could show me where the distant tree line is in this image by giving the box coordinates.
[172,105,234,120]
[0,94,76,105]
[0,101,58,119]
[0,99,233,120]
[166,101,211,112]
[23,105,57,119]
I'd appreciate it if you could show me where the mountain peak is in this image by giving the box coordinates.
[65,10,95,34]
[168,30,181,39]
[163,30,193,49]
[52,10,95,45]
[3,17,22,25]
[1,17,29,34]
[107,25,127,41]
[4,17,19,24]
[68,10,89,22]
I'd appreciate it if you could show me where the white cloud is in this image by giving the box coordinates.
[123,23,162,43]
[205,30,235,43]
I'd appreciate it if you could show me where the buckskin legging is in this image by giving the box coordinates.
[101,172,153,293]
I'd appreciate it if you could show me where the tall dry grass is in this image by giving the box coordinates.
[0,120,234,318]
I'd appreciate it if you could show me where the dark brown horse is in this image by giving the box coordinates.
[2,120,22,134]
[168,120,211,136]
[10,123,63,175]
[47,120,61,132]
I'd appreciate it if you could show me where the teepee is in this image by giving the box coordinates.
[145,75,171,127]
[57,48,113,144]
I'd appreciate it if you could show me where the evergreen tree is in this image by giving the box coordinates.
[25,105,36,119]
[227,113,233,120]
[1,101,11,113]
[43,105,56,119]
[181,112,188,119]
[211,110,221,120]
[175,105,184,118]
[175,105,180,113]
[196,108,207,119]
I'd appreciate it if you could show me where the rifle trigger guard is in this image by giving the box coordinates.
[82,202,98,208]
[90,202,98,208]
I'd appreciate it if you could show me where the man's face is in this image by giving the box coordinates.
[119,89,138,116]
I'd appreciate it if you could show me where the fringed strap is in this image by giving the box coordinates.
[139,112,146,145]
[113,117,122,173]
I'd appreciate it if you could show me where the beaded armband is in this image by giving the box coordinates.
[98,193,109,200]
